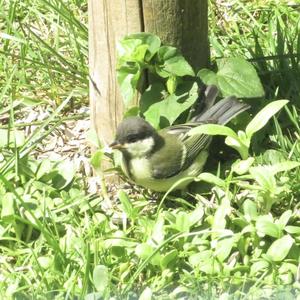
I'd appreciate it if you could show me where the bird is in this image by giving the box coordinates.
[110,86,250,192]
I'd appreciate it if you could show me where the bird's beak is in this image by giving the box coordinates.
[109,141,124,150]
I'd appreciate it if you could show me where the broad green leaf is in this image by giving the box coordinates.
[267,161,300,175]
[1,193,15,222]
[267,235,294,261]
[135,243,153,260]
[90,150,103,171]
[189,250,212,267]
[163,55,195,77]
[127,33,161,60]
[175,211,191,232]
[36,159,52,180]
[285,226,300,234]
[198,58,264,98]
[93,265,109,294]
[243,199,258,221]
[85,293,102,300]
[135,243,161,266]
[215,235,235,262]
[151,217,165,244]
[188,205,204,227]
[195,172,225,188]
[140,83,165,114]
[256,215,282,238]
[246,100,289,138]
[124,106,139,118]
[249,166,276,192]
[250,260,269,275]
[262,149,286,164]
[225,136,248,159]
[117,64,141,106]
[117,33,161,62]
[144,82,198,128]
[160,249,178,269]
[232,157,255,175]
[212,196,231,234]
[52,159,76,190]
[117,38,143,61]
[188,124,238,139]
[0,129,25,148]
[139,287,153,300]
[197,69,218,86]
[118,190,134,218]
[157,46,178,61]
[37,256,52,269]
[277,210,292,229]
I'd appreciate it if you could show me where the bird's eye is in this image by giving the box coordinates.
[127,134,139,143]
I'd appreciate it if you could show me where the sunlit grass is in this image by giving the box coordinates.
[0,0,300,299]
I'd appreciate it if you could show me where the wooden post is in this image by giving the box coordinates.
[88,0,143,148]
[89,0,209,164]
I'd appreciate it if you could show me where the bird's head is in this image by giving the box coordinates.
[110,117,158,158]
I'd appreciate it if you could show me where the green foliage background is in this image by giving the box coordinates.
[1,0,300,299]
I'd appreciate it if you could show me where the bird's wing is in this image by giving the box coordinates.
[150,123,212,179]
[149,132,186,179]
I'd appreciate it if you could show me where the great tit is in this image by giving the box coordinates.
[110,86,250,192]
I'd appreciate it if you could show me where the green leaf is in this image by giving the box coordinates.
[143,82,198,128]
[249,166,277,192]
[175,211,191,232]
[246,100,289,138]
[256,215,282,238]
[135,243,153,260]
[140,83,165,114]
[151,217,165,244]
[90,150,103,171]
[93,265,109,294]
[36,159,52,180]
[139,287,153,300]
[118,33,161,62]
[195,172,225,188]
[160,249,178,269]
[266,235,294,262]
[212,196,231,234]
[156,46,178,61]
[52,159,76,190]
[117,64,141,106]
[198,57,265,98]
[250,260,269,275]
[243,199,258,221]
[267,161,300,175]
[1,193,15,222]
[232,157,255,175]
[163,55,194,77]
[128,33,161,60]
[277,210,292,229]
[215,235,235,262]
[188,205,204,227]
[118,190,134,218]
[188,124,238,140]
[124,106,139,118]
[85,293,102,300]
[0,129,25,148]
[285,226,300,234]
[197,69,218,86]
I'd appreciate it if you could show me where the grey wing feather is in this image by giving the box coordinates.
[153,96,250,177]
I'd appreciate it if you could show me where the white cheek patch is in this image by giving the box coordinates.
[125,137,154,157]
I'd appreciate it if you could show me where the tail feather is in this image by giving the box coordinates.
[193,96,250,125]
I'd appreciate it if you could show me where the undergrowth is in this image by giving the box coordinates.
[0,0,300,299]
